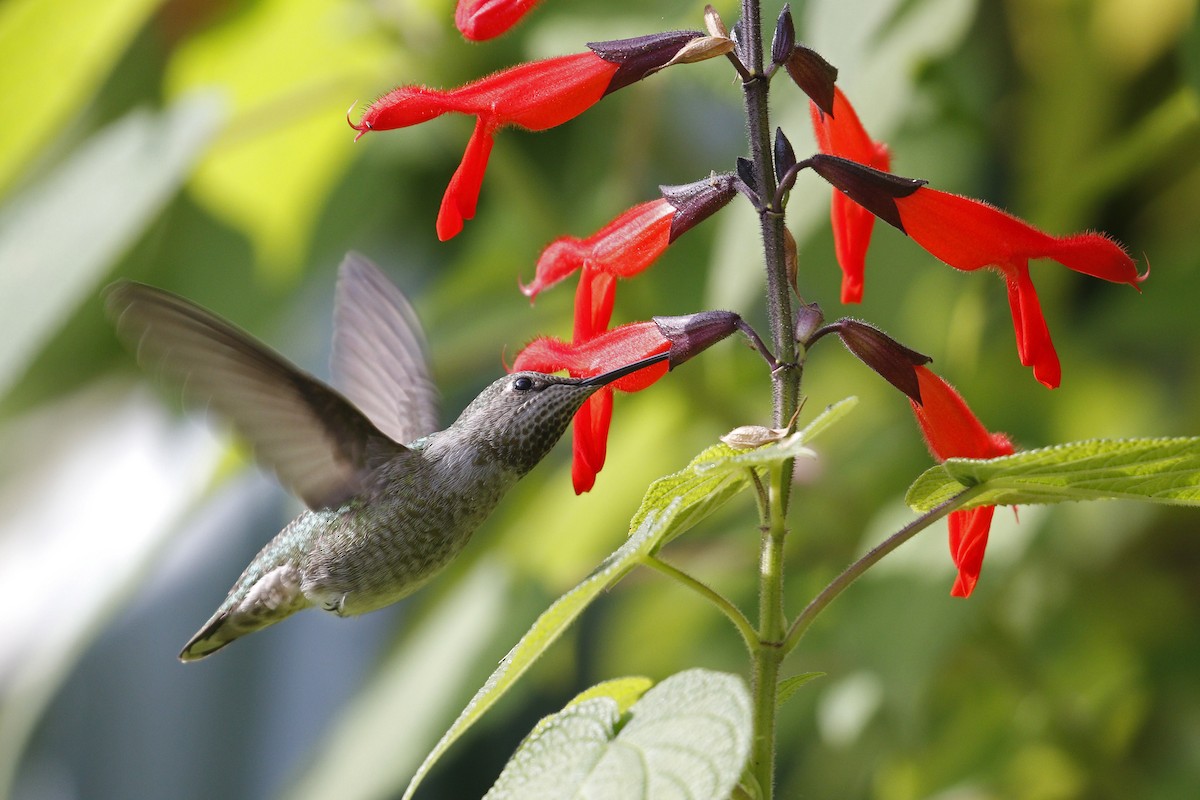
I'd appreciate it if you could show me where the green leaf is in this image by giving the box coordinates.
[0,0,164,195]
[906,437,1200,512]
[0,94,224,399]
[483,669,752,800]
[777,672,825,708]
[565,676,654,716]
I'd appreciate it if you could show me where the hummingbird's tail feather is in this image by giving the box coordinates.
[179,613,236,661]
[178,562,310,662]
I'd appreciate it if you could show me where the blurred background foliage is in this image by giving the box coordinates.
[1,0,1197,797]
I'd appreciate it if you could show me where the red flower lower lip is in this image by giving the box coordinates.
[909,367,1015,597]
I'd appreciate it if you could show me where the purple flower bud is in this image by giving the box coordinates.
[794,302,825,345]
[771,5,796,67]
[660,173,738,242]
[808,154,926,232]
[652,310,741,368]
[784,46,839,117]
[834,318,931,402]
[589,31,705,95]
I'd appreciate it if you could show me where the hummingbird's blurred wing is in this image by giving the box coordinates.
[331,252,440,444]
[105,282,411,510]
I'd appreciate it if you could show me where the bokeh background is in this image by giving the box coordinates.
[2,0,1198,797]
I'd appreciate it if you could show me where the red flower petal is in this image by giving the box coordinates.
[522,199,675,299]
[809,88,891,304]
[893,187,1140,388]
[574,270,616,342]
[513,323,670,390]
[455,0,541,41]
[1003,263,1061,389]
[436,117,495,241]
[571,390,612,494]
[895,188,1141,287]
[910,366,1014,461]
[948,506,995,597]
[352,53,620,238]
[909,367,1015,598]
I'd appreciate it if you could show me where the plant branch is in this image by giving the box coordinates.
[642,555,758,656]
[782,487,986,653]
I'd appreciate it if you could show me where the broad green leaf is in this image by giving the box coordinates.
[777,672,825,708]
[565,676,653,716]
[906,437,1200,513]
[484,669,752,800]
[0,94,224,399]
[0,0,163,195]
[163,0,396,276]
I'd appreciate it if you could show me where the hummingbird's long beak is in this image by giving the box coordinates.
[579,351,670,388]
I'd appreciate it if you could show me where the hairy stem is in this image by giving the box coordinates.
[740,1,800,797]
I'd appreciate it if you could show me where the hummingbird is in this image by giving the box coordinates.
[105,252,668,661]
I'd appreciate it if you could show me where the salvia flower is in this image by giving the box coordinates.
[513,311,739,493]
[351,32,702,241]
[455,0,540,42]
[809,86,890,303]
[910,366,1015,597]
[521,174,738,336]
[809,154,1144,388]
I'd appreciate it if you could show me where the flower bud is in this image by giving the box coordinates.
[793,302,824,345]
[771,5,796,68]
[809,154,926,232]
[652,310,741,368]
[589,31,706,95]
[834,318,931,402]
[784,45,838,116]
[660,172,738,242]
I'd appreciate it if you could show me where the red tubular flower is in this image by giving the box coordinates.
[512,310,740,493]
[351,32,703,241]
[521,173,737,337]
[809,87,890,303]
[909,366,1015,597]
[808,154,1144,388]
[513,322,670,493]
[455,0,541,41]
[522,199,676,301]
[351,53,619,241]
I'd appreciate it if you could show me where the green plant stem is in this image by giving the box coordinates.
[782,488,985,654]
[739,2,800,797]
[750,461,789,798]
[641,555,758,655]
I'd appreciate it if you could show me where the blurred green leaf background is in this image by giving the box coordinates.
[1,0,1197,798]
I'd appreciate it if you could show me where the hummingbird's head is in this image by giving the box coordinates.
[455,353,669,476]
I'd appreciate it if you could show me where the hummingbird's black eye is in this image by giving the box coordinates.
[512,376,534,392]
